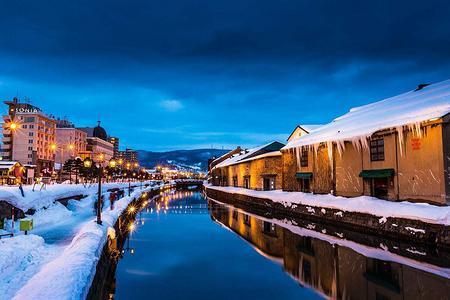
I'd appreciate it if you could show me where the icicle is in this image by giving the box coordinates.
[396,125,404,156]
[326,141,334,180]
[295,146,301,169]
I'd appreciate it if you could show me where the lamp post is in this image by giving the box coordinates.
[6,121,18,161]
[126,162,131,196]
[84,154,116,225]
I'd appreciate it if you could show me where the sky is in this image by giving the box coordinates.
[0,0,449,151]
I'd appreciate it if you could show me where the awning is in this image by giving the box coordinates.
[359,168,395,178]
[295,172,313,179]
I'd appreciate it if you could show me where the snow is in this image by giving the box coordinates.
[206,184,450,225]
[12,184,160,300]
[405,226,426,234]
[299,125,323,133]
[0,235,61,299]
[234,151,281,164]
[213,141,281,169]
[283,79,450,150]
[0,181,168,299]
[0,181,152,212]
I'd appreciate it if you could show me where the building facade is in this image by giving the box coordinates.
[79,122,114,162]
[282,81,450,205]
[211,141,284,190]
[1,99,56,174]
[109,136,120,158]
[55,118,87,164]
[118,148,138,164]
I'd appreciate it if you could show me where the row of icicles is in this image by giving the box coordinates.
[291,121,426,171]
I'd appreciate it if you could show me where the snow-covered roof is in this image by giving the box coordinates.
[287,124,324,142]
[284,79,450,150]
[300,125,323,133]
[213,141,284,169]
[211,147,240,165]
[0,161,21,170]
[236,151,282,164]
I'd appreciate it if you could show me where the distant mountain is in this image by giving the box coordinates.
[137,149,230,172]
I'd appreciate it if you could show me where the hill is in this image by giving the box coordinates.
[137,149,230,172]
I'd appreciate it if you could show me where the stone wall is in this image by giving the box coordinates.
[205,187,450,249]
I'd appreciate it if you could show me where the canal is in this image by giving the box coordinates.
[99,188,450,299]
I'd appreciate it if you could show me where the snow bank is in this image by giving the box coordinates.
[0,181,153,212]
[0,235,61,299]
[206,185,450,225]
[284,79,450,150]
[12,185,160,300]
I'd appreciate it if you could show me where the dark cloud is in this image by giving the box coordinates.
[0,0,449,150]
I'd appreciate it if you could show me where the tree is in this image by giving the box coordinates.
[62,159,75,183]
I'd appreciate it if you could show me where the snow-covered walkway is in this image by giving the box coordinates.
[206,185,450,225]
[0,181,165,299]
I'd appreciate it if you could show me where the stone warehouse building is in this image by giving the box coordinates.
[211,141,285,190]
[282,80,450,205]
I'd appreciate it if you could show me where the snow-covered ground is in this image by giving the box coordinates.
[206,185,450,225]
[0,181,167,300]
[0,181,151,212]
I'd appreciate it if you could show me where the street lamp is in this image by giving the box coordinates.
[83,155,106,225]
[126,162,132,196]
[6,121,18,161]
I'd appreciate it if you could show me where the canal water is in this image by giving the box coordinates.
[107,189,450,299]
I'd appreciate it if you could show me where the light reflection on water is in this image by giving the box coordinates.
[110,189,450,300]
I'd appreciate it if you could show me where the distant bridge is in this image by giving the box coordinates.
[174,180,204,189]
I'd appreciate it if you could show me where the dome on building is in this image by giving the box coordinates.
[93,121,108,141]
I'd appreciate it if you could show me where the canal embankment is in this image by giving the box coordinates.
[205,185,450,249]
[7,182,173,300]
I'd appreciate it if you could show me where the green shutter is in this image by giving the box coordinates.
[359,169,395,178]
[295,172,313,179]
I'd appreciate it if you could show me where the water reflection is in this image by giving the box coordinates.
[209,200,450,300]
[90,189,450,300]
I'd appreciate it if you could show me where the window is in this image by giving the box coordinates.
[28,139,33,144]
[28,154,33,158]
[29,132,34,136]
[22,125,28,129]
[244,214,251,226]
[28,147,33,151]
[370,139,385,161]
[24,117,35,123]
[233,176,238,187]
[232,210,238,220]
[263,221,276,235]
[301,147,308,167]
[29,125,34,129]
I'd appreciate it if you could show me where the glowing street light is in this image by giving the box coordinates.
[109,159,117,168]
[9,122,18,130]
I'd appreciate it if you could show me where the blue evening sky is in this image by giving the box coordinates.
[0,0,449,151]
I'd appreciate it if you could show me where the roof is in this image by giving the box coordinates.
[0,161,21,170]
[287,124,323,142]
[283,79,450,150]
[299,125,323,132]
[214,141,284,169]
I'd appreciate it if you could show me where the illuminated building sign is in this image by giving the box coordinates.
[15,107,40,114]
